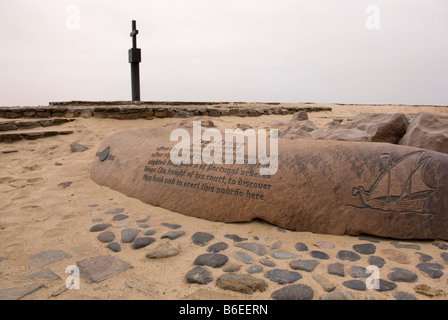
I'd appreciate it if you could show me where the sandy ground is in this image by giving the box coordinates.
[1,103,448,300]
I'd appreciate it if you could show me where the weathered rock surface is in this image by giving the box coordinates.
[399,112,448,154]
[216,274,268,294]
[90,126,448,240]
[76,255,131,283]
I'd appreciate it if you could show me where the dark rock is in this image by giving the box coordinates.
[146,239,179,258]
[186,266,213,285]
[270,284,314,300]
[89,223,112,232]
[387,268,417,282]
[368,256,386,268]
[97,231,115,243]
[58,181,72,189]
[235,242,266,256]
[289,259,319,272]
[394,291,417,300]
[161,222,182,229]
[375,279,397,292]
[415,252,433,262]
[76,255,131,283]
[441,252,448,263]
[224,234,248,242]
[216,274,267,294]
[291,110,308,121]
[112,214,128,221]
[70,142,88,153]
[399,112,448,154]
[310,251,329,260]
[353,243,376,255]
[328,263,345,277]
[207,242,228,253]
[342,280,366,291]
[121,228,139,243]
[91,217,103,223]
[132,237,155,249]
[104,208,124,215]
[350,266,370,278]
[271,251,300,260]
[416,263,444,279]
[260,258,276,267]
[414,284,446,297]
[265,269,302,284]
[106,242,121,252]
[161,230,186,240]
[321,291,357,300]
[294,242,309,251]
[191,232,214,245]
[358,236,380,243]
[136,216,150,223]
[138,223,149,228]
[194,253,228,268]
[432,242,448,250]
[336,250,361,262]
[390,241,421,250]
[19,268,60,282]
[144,229,157,236]
[0,283,45,300]
[223,264,241,273]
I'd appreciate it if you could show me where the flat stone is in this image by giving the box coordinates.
[235,242,266,256]
[144,229,156,236]
[89,223,112,232]
[246,264,263,274]
[106,242,121,252]
[270,284,314,300]
[414,284,446,297]
[136,216,150,223]
[121,228,139,243]
[387,267,418,282]
[310,251,329,260]
[289,259,320,272]
[350,266,370,278]
[441,252,448,263]
[0,283,45,300]
[394,291,417,300]
[76,255,132,283]
[104,208,124,215]
[191,232,214,246]
[260,258,276,267]
[207,242,228,253]
[161,222,181,229]
[160,230,186,240]
[232,250,253,264]
[432,242,448,250]
[19,268,60,282]
[342,280,366,291]
[312,273,336,292]
[97,231,115,243]
[313,241,335,249]
[358,236,380,243]
[380,249,410,264]
[216,274,268,295]
[270,251,301,260]
[194,253,228,268]
[336,250,360,262]
[146,239,180,258]
[132,237,155,250]
[29,249,72,270]
[265,268,302,284]
[224,234,248,242]
[353,243,376,255]
[368,256,386,268]
[91,217,103,223]
[294,242,308,251]
[70,142,88,153]
[415,252,433,262]
[138,223,149,228]
[416,263,445,279]
[223,264,241,273]
[112,214,128,221]
[375,279,397,292]
[269,241,282,249]
[328,263,345,277]
[321,291,357,300]
[390,241,421,250]
[186,266,213,285]
[125,280,158,298]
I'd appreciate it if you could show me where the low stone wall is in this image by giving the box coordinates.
[0,103,332,120]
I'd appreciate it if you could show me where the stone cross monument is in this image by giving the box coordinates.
[129,20,141,101]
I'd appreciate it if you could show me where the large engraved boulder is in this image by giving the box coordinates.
[90,125,448,240]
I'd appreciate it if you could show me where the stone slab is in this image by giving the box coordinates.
[29,250,72,270]
[76,255,132,283]
[90,126,448,240]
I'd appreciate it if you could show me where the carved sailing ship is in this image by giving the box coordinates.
[352,151,436,214]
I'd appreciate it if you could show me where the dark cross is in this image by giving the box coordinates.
[128,20,141,101]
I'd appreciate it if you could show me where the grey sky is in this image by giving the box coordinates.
[0,0,447,106]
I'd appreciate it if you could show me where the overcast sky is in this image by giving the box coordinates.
[0,0,447,106]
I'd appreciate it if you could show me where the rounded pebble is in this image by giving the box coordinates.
[310,251,329,260]
[144,229,157,236]
[112,214,128,221]
[97,231,115,243]
[270,284,314,300]
[294,242,308,252]
[194,253,228,268]
[89,223,112,232]
[232,251,253,264]
[265,269,302,285]
[387,268,418,283]
[353,243,376,255]
[246,264,263,274]
[132,237,155,250]
[161,230,186,240]
[207,242,228,253]
[191,232,214,245]
[121,228,139,243]
[336,250,360,262]
[106,242,121,253]
[186,266,213,285]
[289,260,320,272]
